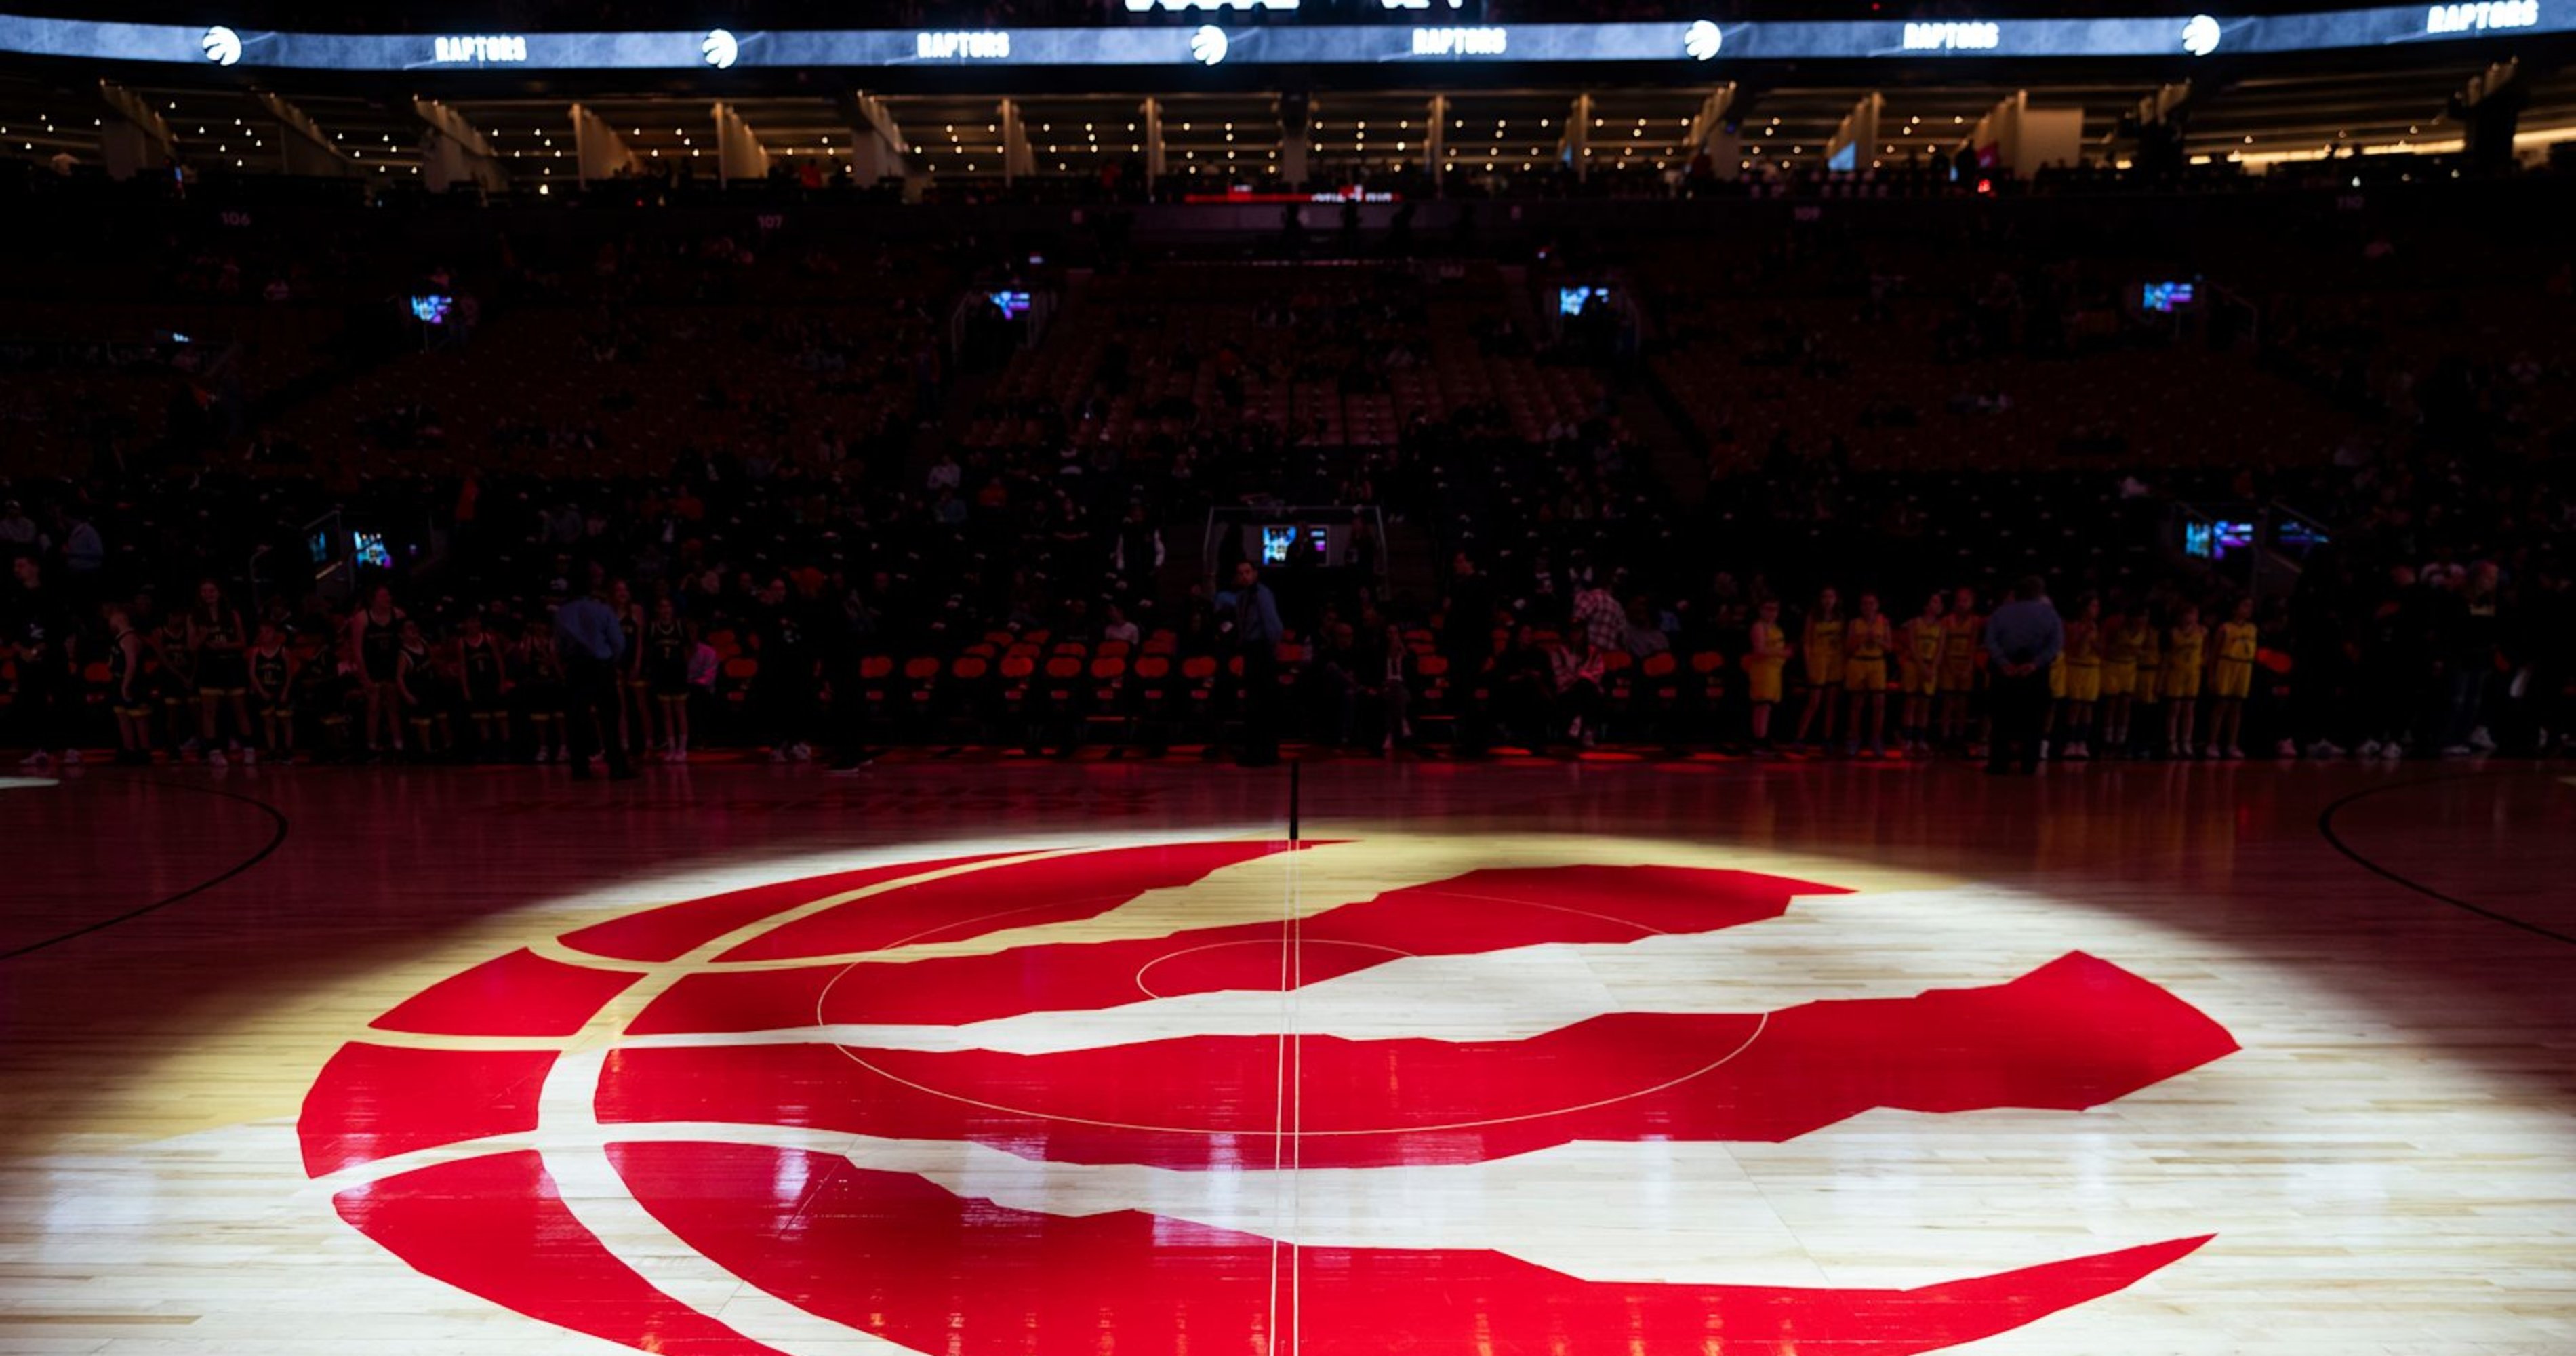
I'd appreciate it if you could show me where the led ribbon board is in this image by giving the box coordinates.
[0,3,2563,70]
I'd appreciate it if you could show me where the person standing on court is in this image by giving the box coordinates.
[1983,574,2064,775]
[553,575,636,780]
[1222,560,1284,767]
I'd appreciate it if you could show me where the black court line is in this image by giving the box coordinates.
[2315,770,2576,950]
[0,776,291,963]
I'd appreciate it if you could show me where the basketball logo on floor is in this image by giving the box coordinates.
[299,840,2237,1355]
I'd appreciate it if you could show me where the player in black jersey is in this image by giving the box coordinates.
[348,586,407,758]
[188,579,254,766]
[104,604,152,765]
[148,609,198,757]
[641,595,693,762]
[456,611,512,759]
[245,622,297,765]
[394,617,454,759]
[516,618,569,763]
[611,578,649,758]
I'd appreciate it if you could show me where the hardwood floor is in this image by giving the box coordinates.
[1,759,2571,1355]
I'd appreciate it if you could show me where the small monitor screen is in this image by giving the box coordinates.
[2278,521,2329,551]
[990,290,1032,319]
[353,531,393,569]
[1558,285,1610,316]
[2141,281,2197,313]
[1260,525,1297,565]
[307,530,331,565]
[409,295,453,325]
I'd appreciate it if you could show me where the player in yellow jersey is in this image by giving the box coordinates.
[2129,612,2162,758]
[2097,605,2141,757]
[1935,587,1981,750]
[1898,591,1947,757]
[2056,593,2104,760]
[2165,603,2207,757]
[1842,591,1894,757]
[2207,596,2259,760]
[1740,597,1792,753]
[1792,587,1844,751]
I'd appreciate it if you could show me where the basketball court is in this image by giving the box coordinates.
[3,761,2571,1355]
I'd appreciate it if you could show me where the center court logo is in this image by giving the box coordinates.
[300,839,2236,1355]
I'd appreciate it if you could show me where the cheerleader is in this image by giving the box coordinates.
[1741,597,1792,753]
[245,622,297,765]
[1899,591,1946,757]
[2165,603,2207,757]
[1792,587,1845,751]
[2057,593,2104,760]
[104,605,152,765]
[456,611,512,759]
[1937,586,1982,749]
[642,595,694,761]
[1841,591,1893,758]
[2207,596,2259,760]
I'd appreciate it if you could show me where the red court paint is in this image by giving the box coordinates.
[302,842,2235,1356]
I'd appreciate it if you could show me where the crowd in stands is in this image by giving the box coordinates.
[3,182,2572,770]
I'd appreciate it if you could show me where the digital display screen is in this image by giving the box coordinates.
[990,290,1032,319]
[2278,521,2329,551]
[8,5,2563,73]
[307,530,331,565]
[353,531,393,569]
[2187,519,2256,559]
[1558,285,1611,316]
[1260,525,1297,565]
[2142,281,2198,313]
[409,295,454,325]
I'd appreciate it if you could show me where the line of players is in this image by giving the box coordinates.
[86,582,711,767]
[1740,586,2264,760]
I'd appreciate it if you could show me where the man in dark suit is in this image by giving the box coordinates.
[1223,561,1283,767]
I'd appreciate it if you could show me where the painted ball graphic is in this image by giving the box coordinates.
[301,839,2236,1356]
[1190,24,1229,66]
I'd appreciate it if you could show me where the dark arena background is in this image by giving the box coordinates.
[2,0,2574,1352]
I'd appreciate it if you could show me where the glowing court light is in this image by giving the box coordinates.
[702,28,738,68]
[202,25,241,64]
[1684,19,1723,60]
[2181,13,2222,54]
[1191,24,1229,64]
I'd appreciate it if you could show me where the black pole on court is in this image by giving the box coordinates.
[1287,761,1300,845]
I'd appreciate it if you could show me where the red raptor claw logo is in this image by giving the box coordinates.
[302,840,2237,1356]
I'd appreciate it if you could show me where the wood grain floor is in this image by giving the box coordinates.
[1,760,2571,1355]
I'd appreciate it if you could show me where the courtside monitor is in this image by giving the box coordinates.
[409,294,454,325]
[991,290,1032,319]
